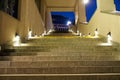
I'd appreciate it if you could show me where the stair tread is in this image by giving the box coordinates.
[1,35,120,76]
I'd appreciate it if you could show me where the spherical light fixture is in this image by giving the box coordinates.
[83,0,89,4]
[107,32,112,44]
[13,33,21,46]
[67,21,72,26]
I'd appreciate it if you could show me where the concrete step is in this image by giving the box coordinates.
[3,46,116,53]
[0,55,120,61]
[0,73,120,80]
[0,66,120,74]
[28,37,104,41]
[27,42,102,47]
[0,61,120,68]
[7,46,96,50]
[95,45,119,51]
[0,51,119,56]
[27,41,101,44]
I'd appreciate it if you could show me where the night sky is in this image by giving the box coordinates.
[85,0,97,22]
[51,12,75,23]
[114,0,120,11]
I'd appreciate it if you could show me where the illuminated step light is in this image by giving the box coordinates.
[77,30,80,36]
[13,33,21,46]
[88,33,91,37]
[79,33,82,37]
[83,0,89,4]
[94,28,99,38]
[47,29,54,35]
[107,32,112,44]
[34,34,38,37]
[28,29,32,39]
[42,30,47,36]
[97,32,112,46]
[98,43,112,46]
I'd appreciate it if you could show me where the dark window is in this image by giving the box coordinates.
[0,0,18,19]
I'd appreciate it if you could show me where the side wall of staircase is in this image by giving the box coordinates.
[46,11,54,32]
[0,11,19,44]
[78,0,120,44]
[0,0,45,44]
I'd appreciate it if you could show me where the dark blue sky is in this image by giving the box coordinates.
[85,0,97,22]
[51,12,75,23]
[114,0,120,11]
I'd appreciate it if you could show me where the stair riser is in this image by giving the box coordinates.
[0,75,120,80]
[0,67,120,74]
[0,56,120,61]
[0,61,120,68]
[1,51,119,56]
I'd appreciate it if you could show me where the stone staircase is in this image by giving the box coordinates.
[0,33,120,80]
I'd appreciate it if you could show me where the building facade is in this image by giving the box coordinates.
[0,0,120,44]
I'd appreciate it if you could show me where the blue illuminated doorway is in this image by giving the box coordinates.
[51,12,75,32]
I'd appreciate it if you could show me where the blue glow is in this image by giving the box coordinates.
[85,0,97,22]
[51,12,75,24]
[114,0,120,11]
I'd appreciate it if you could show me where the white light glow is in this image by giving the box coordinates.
[94,31,99,38]
[69,29,77,35]
[98,43,112,46]
[79,33,82,37]
[88,33,91,37]
[47,29,54,35]
[111,10,120,14]
[77,30,80,36]
[107,35,112,44]
[67,21,72,26]
[20,43,30,46]
[42,30,47,36]
[13,35,20,46]
[28,30,32,39]
[83,0,89,4]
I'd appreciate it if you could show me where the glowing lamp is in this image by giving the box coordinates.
[83,0,89,4]
[88,33,91,37]
[107,32,112,44]
[42,30,47,36]
[80,33,82,37]
[67,21,72,26]
[77,30,80,36]
[13,33,21,46]
[28,29,32,39]
[47,29,54,35]
[94,28,99,38]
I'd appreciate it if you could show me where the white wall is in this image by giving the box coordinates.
[78,0,86,23]
[78,0,120,43]
[46,11,54,32]
[0,0,45,44]
[99,0,115,11]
